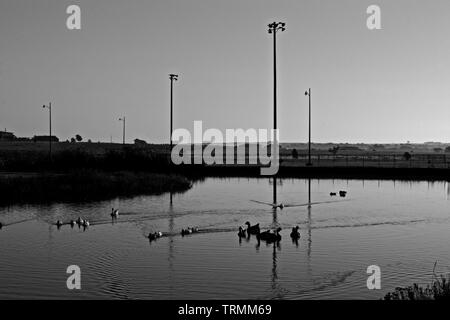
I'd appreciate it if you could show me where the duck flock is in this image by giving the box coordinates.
[0,191,347,246]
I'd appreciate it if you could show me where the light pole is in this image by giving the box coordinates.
[268,22,286,147]
[119,117,126,145]
[42,102,52,161]
[169,74,179,150]
[305,88,312,166]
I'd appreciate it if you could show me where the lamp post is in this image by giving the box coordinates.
[42,102,52,161]
[119,117,126,145]
[169,74,179,150]
[305,88,312,166]
[268,22,286,150]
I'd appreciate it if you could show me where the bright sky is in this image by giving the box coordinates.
[1,0,449,143]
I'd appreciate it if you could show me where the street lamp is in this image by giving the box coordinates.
[169,74,179,150]
[305,89,312,166]
[118,117,126,145]
[268,22,286,143]
[42,102,52,161]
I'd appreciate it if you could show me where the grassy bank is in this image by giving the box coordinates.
[0,171,192,206]
[384,274,450,300]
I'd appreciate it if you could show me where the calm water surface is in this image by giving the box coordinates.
[0,178,449,299]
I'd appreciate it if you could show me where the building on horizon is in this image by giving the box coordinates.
[32,135,59,143]
[0,130,16,141]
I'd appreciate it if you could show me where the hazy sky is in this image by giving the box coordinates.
[1,0,450,143]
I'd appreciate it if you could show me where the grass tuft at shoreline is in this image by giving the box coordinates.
[384,273,450,300]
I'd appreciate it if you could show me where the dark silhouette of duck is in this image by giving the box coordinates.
[111,208,119,218]
[56,220,63,228]
[70,220,76,228]
[330,192,337,196]
[290,226,300,239]
[238,226,246,238]
[257,227,282,242]
[245,222,260,235]
[0,222,3,229]
[149,231,163,241]
[181,227,199,236]
[339,191,347,197]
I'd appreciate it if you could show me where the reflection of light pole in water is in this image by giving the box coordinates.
[271,242,279,292]
[308,178,312,208]
[273,177,277,205]
[306,179,312,275]
[168,191,175,295]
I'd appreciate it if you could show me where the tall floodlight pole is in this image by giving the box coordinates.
[169,74,179,150]
[305,88,312,166]
[42,102,52,161]
[268,22,286,151]
[119,117,126,145]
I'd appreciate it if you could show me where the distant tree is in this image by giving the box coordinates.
[434,148,443,153]
[403,152,412,161]
[292,148,298,159]
[75,134,83,142]
[446,146,450,153]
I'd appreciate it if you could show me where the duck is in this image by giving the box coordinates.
[181,228,192,236]
[290,226,301,239]
[82,220,90,228]
[245,221,260,235]
[76,217,83,225]
[149,232,163,241]
[70,220,76,227]
[238,226,246,238]
[111,208,119,218]
[257,227,282,242]
[56,220,63,227]
[339,190,347,197]
[0,222,3,229]
[330,192,337,196]
[181,227,199,236]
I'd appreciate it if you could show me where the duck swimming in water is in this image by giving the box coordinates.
[70,220,75,228]
[339,191,347,197]
[56,220,63,228]
[257,227,282,242]
[290,226,300,239]
[82,220,90,228]
[245,222,260,235]
[181,227,199,236]
[149,232,163,241]
[111,208,119,218]
[330,192,337,196]
[238,226,246,238]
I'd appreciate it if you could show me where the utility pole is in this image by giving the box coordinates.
[119,117,126,145]
[42,102,52,161]
[305,89,312,166]
[169,74,179,150]
[268,22,286,155]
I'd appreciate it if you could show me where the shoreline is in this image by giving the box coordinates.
[175,165,450,181]
[0,170,192,207]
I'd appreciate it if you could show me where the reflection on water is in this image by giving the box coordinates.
[1,178,450,299]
